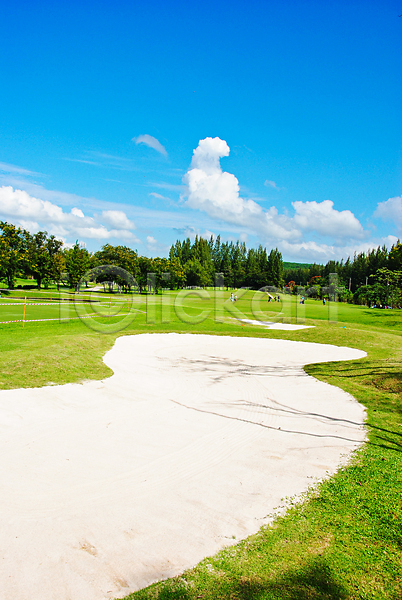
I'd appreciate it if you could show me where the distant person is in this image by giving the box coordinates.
[323,298,326,305]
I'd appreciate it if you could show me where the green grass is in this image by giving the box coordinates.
[0,290,401,598]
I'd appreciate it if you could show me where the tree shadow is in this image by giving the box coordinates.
[309,360,402,382]
[307,361,402,416]
[146,557,349,599]
[242,556,348,599]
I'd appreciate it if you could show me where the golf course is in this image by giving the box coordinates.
[0,287,400,599]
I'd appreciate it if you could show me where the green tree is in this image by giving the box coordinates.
[64,242,91,291]
[198,237,214,283]
[388,241,402,271]
[221,248,233,289]
[374,267,402,307]
[212,235,222,272]
[0,221,28,289]
[25,231,63,288]
[245,248,260,289]
[184,259,210,287]
[136,256,153,292]
[267,248,284,287]
[181,238,191,265]
[93,244,139,290]
[50,252,66,290]
[232,243,245,288]
[168,257,186,289]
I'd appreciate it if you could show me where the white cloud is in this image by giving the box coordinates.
[280,240,338,262]
[149,192,170,200]
[75,226,110,239]
[18,219,40,232]
[183,137,369,253]
[264,180,280,190]
[292,200,365,239]
[174,226,216,241]
[183,137,300,242]
[0,161,40,176]
[0,177,94,208]
[200,229,216,240]
[133,134,167,157]
[101,210,135,230]
[143,234,171,257]
[64,151,141,172]
[63,158,101,167]
[0,185,66,223]
[280,236,400,264]
[108,229,137,241]
[71,207,85,218]
[0,185,139,245]
[374,195,402,229]
[190,137,230,174]
[149,181,185,192]
[383,234,399,248]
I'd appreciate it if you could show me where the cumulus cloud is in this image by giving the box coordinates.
[71,207,85,218]
[190,137,230,174]
[374,195,402,229]
[0,185,68,223]
[183,137,300,242]
[280,240,338,262]
[292,200,365,239]
[100,210,135,230]
[133,134,167,157]
[0,185,139,244]
[182,137,372,262]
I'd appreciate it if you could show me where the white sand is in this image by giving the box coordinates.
[0,333,366,600]
[239,318,314,330]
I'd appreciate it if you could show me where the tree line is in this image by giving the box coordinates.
[0,220,401,306]
[284,244,402,307]
[168,236,284,289]
[0,222,284,292]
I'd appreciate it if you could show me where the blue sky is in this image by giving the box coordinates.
[0,0,401,262]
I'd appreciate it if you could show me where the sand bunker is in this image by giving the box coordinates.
[0,333,366,600]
